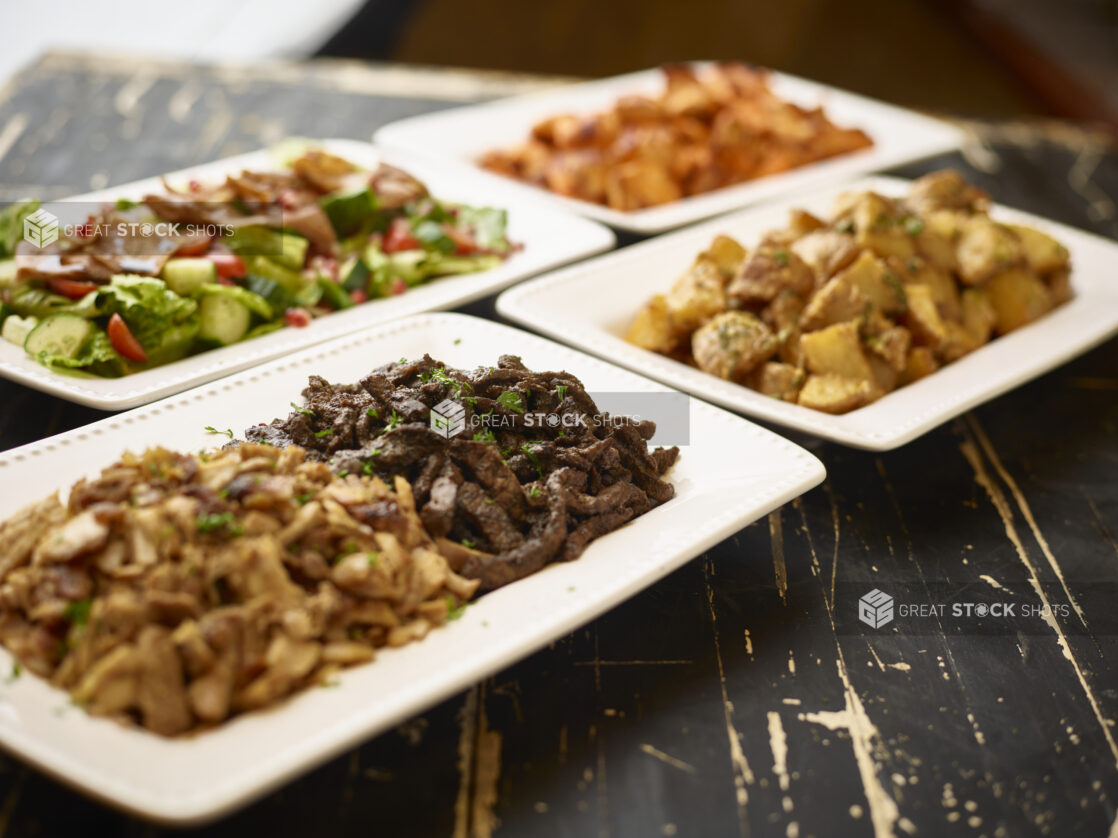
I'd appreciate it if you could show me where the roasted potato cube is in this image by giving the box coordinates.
[665,259,727,330]
[797,374,877,414]
[627,294,681,354]
[864,320,912,372]
[700,235,748,278]
[956,216,1021,284]
[904,283,948,349]
[1046,268,1074,305]
[750,362,806,402]
[800,272,869,332]
[840,250,905,315]
[1009,224,1070,274]
[940,321,983,363]
[787,208,826,238]
[726,244,814,305]
[986,268,1052,333]
[800,321,875,382]
[791,229,859,280]
[849,192,915,260]
[692,312,777,382]
[761,286,801,328]
[960,287,996,346]
[914,224,958,273]
[905,170,989,215]
[898,346,939,385]
[867,354,898,394]
[896,256,960,322]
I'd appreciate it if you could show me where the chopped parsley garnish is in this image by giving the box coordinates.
[314,428,335,438]
[773,249,790,266]
[555,384,568,401]
[520,443,544,479]
[883,270,907,306]
[196,512,243,536]
[362,461,374,476]
[836,218,855,234]
[367,552,380,567]
[384,410,402,432]
[365,407,379,419]
[453,338,462,345]
[528,485,542,499]
[903,217,924,236]
[5,661,21,683]
[295,492,314,504]
[497,390,525,414]
[64,599,92,627]
[461,538,477,549]
[290,402,316,417]
[204,426,234,439]
[472,428,496,443]
[446,596,467,621]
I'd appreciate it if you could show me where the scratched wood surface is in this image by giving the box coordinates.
[0,52,1116,838]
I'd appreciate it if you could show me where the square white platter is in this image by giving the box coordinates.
[1,140,615,410]
[374,64,963,234]
[0,312,824,824]
[496,176,1118,450]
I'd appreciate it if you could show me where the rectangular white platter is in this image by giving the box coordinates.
[0,140,615,410]
[0,312,824,824]
[374,64,963,234]
[496,176,1118,450]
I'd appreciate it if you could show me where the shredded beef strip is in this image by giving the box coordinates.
[244,354,680,592]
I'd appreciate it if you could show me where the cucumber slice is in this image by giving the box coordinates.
[340,256,369,292]
[227,227,308,270]
[1,314,37,347]
[316,276,353,310]
[0,259,15,288]
[197,293,251,346]
[163,258,217,296]
[24,314,93,359]
[197,283,273,320]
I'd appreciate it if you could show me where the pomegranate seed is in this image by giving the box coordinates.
[349,289,368,304]
[390,278,407,296]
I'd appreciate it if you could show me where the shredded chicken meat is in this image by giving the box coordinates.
[0,444,477,736]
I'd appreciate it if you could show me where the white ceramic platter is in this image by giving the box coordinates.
[0,140,615,409]
[0,312,824,823]
[375,65,963,233]
[496,176,1118,450]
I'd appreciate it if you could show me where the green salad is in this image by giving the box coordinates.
[0,145,514,377]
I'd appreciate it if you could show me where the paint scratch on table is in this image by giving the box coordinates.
[967,415,1087,627]
[770,509,788,604]
[703,557,754,834]
[961,434,1118,768]
[640,744,697,774]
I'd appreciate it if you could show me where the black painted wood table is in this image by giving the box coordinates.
[0,52,1116,838]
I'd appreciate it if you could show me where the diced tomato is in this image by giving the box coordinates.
[107,313,148,362]
[47,278,99,300]
[383,218,420,253]
[207,252,246,279]
[285,308,312,328]
[389,277,407,296]
[442,223,478,255]
[174,235,213,257]
[349,289,368,304]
